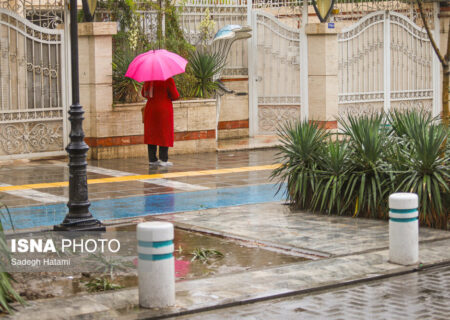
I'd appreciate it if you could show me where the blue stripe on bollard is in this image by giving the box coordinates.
[138,240,173,248]
[138,253,173,261]
[390,208,418,214]
[389,217,419,223]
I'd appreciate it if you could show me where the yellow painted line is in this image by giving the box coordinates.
[0,164,281,192]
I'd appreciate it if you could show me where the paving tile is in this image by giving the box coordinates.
[170,266,450,320]
[0,149,280,207]
[159,202,450,256]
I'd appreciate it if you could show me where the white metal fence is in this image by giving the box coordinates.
[132,1,250,76]
[338,10,435,117]
[0,0,65,28]
[178,2,249,76]
[0,4,68,159]
[0,1,441,158]
[251,10,302,134]
[334,0,435,24]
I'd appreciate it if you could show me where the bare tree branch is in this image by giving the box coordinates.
[417,0,447,67]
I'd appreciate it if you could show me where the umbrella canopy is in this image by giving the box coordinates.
[125,49,188,82]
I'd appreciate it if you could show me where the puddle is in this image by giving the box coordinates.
[114,224,308,281]
[12,226,308,299]
[172,229,306,280]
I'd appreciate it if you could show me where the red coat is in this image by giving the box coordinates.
[142,78,179,147]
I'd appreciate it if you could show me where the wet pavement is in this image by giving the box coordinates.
[172,266,450,320]
[157,202,450,257]
[0,149,280,229]
[6,184,284,230]
[217,135,280,152]
[1,149,450,319]
[7,199,450,320]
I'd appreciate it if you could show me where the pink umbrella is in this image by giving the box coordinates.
[125,49,188,82]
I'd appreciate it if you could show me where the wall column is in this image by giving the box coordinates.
[305,23,341,129]
[78,22,117,159]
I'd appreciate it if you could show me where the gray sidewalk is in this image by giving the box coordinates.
[8,202,450,320]
[172,265,450,320]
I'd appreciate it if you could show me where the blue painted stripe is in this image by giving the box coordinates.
[390,208,418,214]
[138,240,173,248]
[139,253,173,261]
[390,217,419,223]
[3,184,285,230]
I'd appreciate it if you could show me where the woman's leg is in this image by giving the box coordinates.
[159,146,169,162]
[148,144,158,163]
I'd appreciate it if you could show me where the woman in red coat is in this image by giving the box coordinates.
[142,78,180,166]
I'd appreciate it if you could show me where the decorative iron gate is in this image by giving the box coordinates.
[338,11,435,116]
[0,6,67,160]
[250,10,303,135]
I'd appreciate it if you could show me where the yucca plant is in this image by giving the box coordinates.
[271,120,329,209]
[189,50,225,98]
[112,48,143,103]
[0,201,24,313]
[388,108,435,139]
[312,138,351,215]
[390,121,449,229]
[339,113,392,218]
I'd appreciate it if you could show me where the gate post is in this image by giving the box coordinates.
[300,0,309,122]
[248,8,258,137]
[305,23,341,129]
[77,22,117,158]
[383,11,391,113]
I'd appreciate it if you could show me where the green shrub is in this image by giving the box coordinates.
[112,47,143,103]
[388,115,449,229]
[189,50,225,98]
[0,201,25,313]
[388,108,434,139]
[104,0,198,102]
[174,67,197,99]
[312,139,351,215]
[271,120,328,210]
[339,113,391,218]
[272,110,449,229]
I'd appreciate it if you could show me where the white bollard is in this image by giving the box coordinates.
[389,193,419,265]
[137,221,175,308]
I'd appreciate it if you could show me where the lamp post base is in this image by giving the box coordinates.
[54,218,105,232]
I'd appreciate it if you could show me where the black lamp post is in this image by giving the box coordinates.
[54,0,104,231]
[312,0,336,23]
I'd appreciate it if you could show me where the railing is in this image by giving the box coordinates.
[0,0,65,28]
[0,7,66,158]
[338,10,434,116]
[334,0,435,24]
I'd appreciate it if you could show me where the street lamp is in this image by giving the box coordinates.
[54,0,104,231]
[82,0,97,22]
[312,0,336,23]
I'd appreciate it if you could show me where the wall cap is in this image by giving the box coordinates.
[113,99,216,111]
[306,23,341,35]
[78,22,118,36]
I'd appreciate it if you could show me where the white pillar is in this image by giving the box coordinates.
[137,221,175,308]
[300,0,309,121]
[383,11,391,113]
[248,8,258,137]
[389,193,419,265]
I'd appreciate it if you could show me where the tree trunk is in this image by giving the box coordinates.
[444,64,449,126]
[417,0,449,126]
[444,17,450,126]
